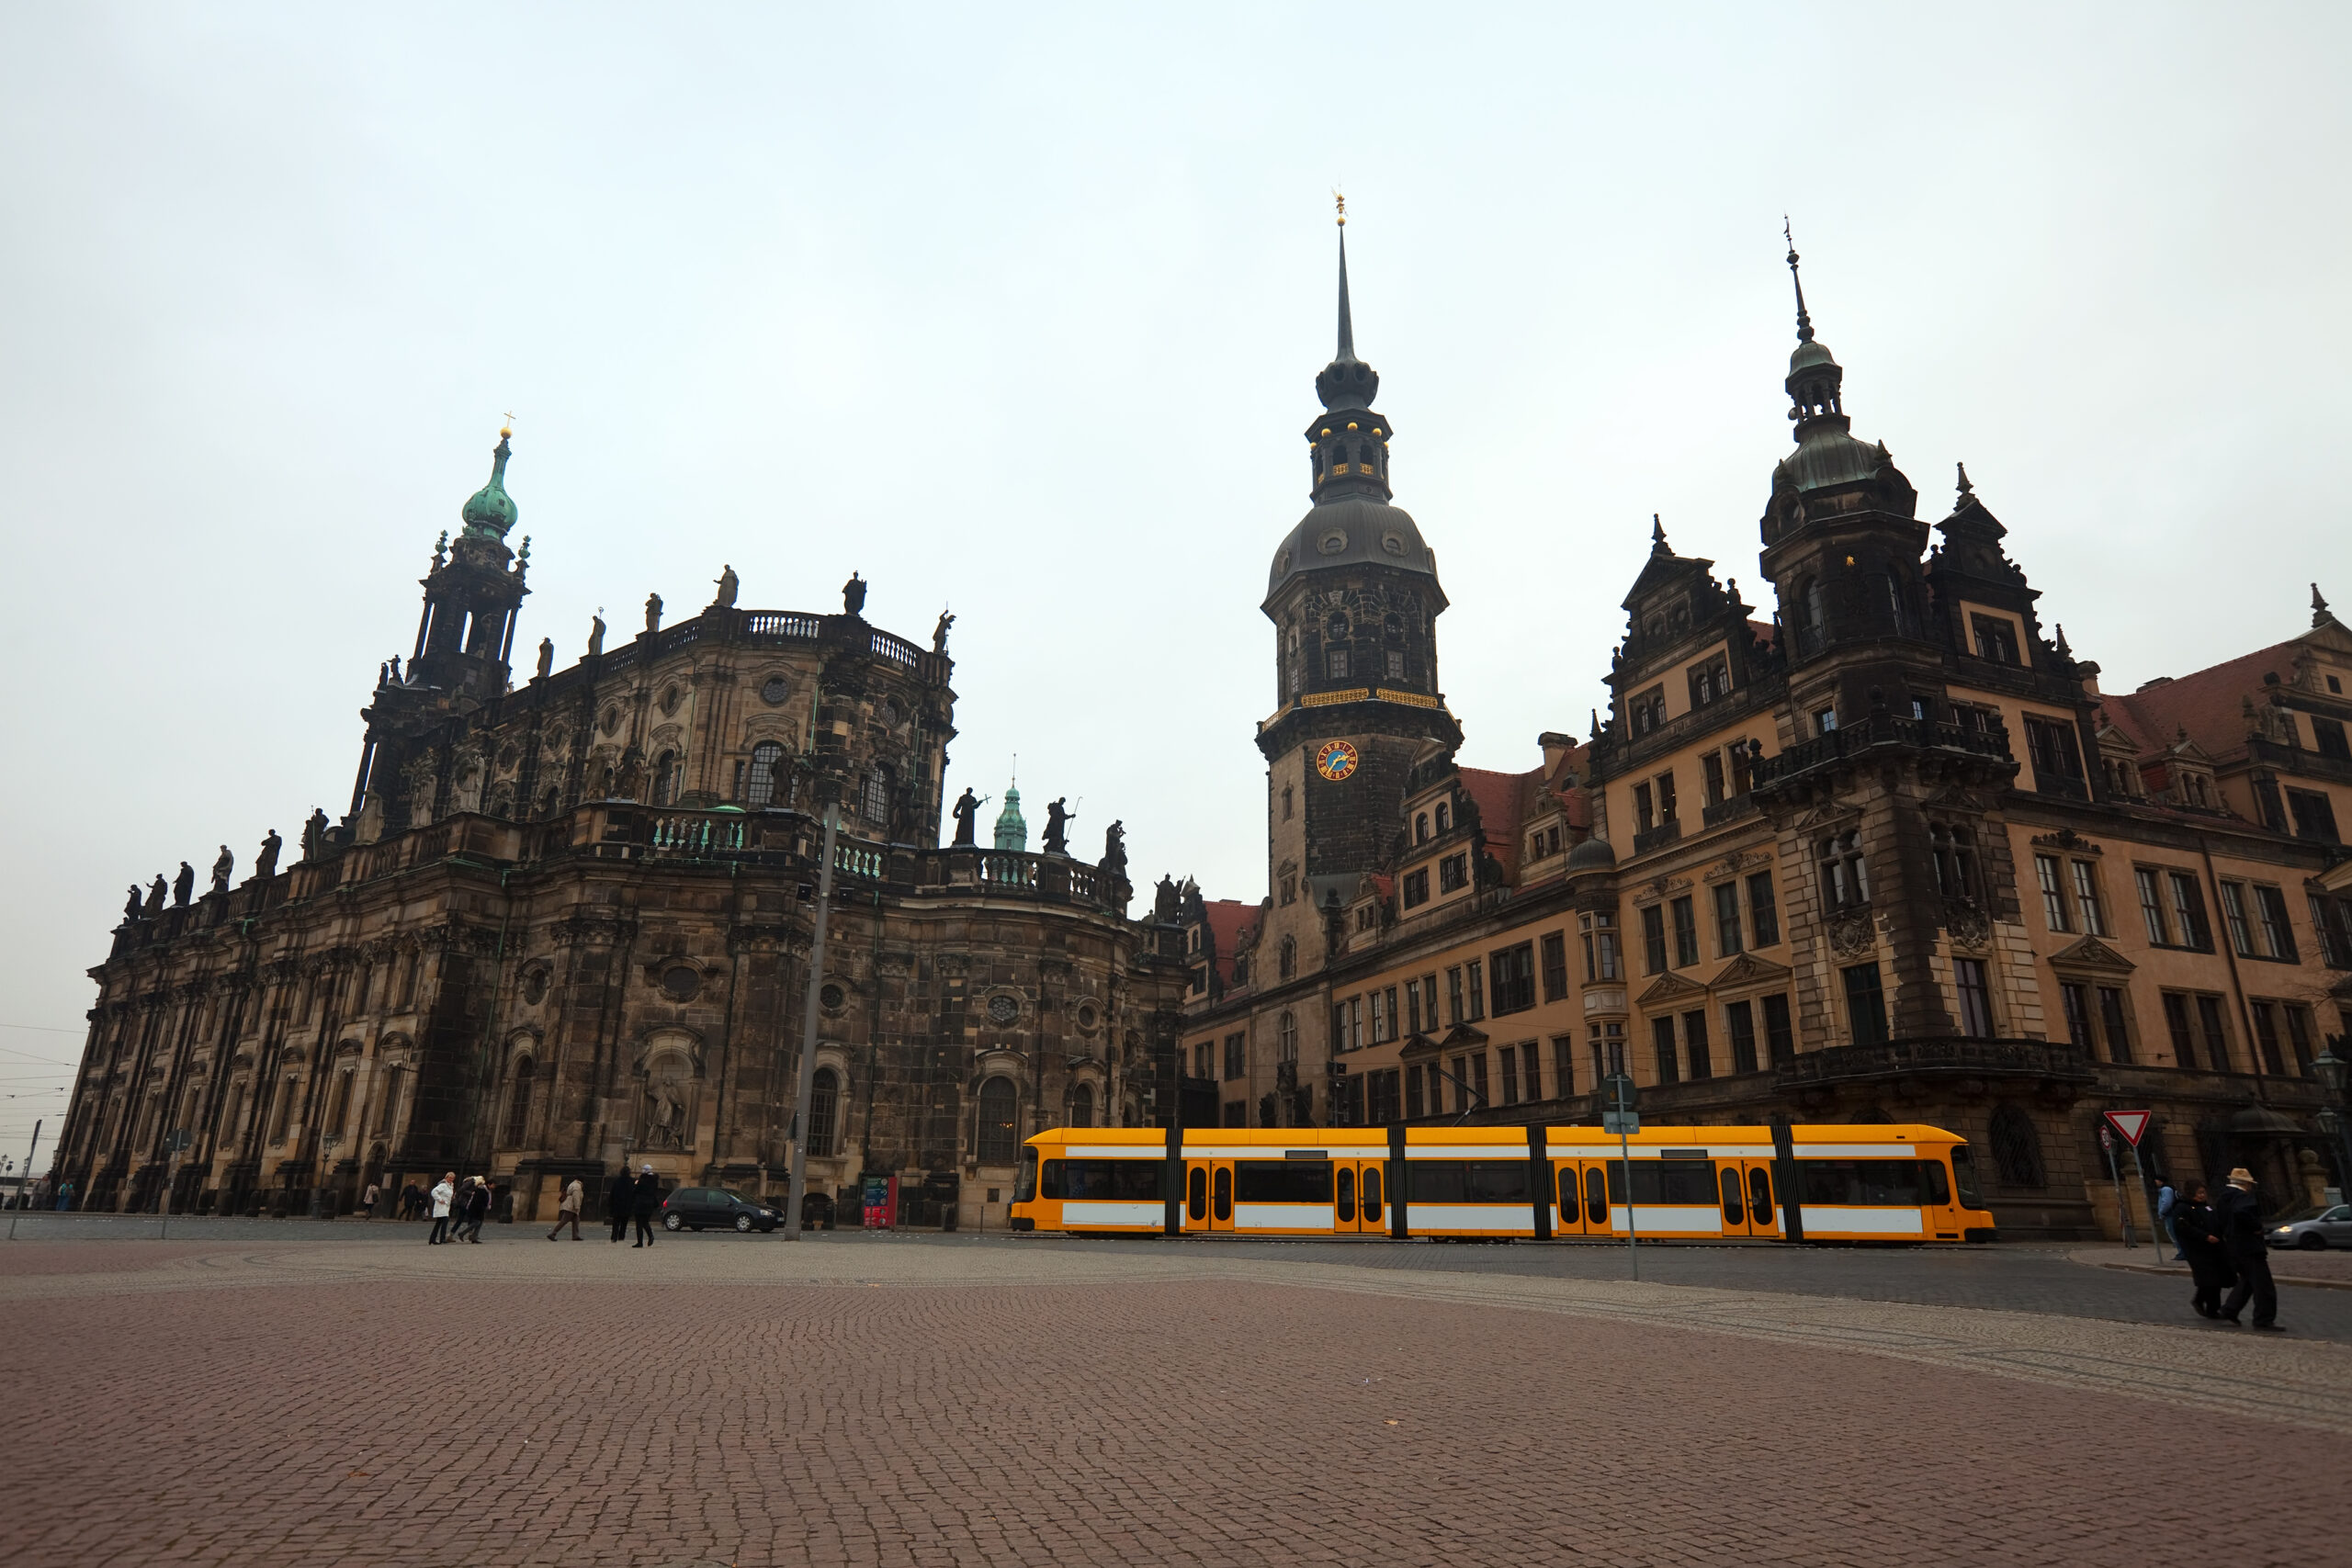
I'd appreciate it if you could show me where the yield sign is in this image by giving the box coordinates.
[2103,1110,2152,1147]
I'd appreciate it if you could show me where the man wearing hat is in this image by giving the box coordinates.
[2215,1167,2280,1330]
[630,1162,662,1248]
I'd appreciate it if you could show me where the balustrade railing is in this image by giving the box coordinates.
[1777,1036,2095,1085]
[743,612,822,641]
[1749,714,2013,789]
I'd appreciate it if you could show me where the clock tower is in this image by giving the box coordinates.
[1256,209,1460,983]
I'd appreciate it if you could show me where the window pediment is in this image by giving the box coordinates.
[2047,935,2135,974]
[1710,953,1793,990]
[1634,972,1708,1007]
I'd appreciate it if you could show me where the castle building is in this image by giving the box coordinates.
[62,434,1189,1225]
[1178,231,2352,1237]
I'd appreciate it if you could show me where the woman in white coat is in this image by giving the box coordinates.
[427,1172,456,1245]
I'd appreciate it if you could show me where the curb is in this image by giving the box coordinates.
[2079,1255,2352,1293]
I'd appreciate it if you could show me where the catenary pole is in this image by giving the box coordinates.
[784,799,841,1240]
[6,1120,40,1241]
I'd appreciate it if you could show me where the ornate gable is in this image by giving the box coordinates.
[1634,971,1709,1007]
[2047,934,2136,974]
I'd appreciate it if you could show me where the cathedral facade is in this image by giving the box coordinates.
[1176,231,2352,1239]
[62,434,1190,1226]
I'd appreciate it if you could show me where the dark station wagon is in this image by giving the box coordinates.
[660,1187,784,1234]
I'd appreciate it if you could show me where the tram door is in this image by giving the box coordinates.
[1716,1159,1778,1237]
[1553,1159,1611,1235]
[1742,1160,1780,1238]
[1333,1158,1386,1235]
[1184,1158,1234,1233]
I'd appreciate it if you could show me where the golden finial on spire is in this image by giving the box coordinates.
[500,410,516,439]
[1333,188,1346,227]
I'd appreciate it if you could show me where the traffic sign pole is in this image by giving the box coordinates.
[2098,1123,2132,1249]
[6,1120,39,1242]
[1605,1073,1640,1281]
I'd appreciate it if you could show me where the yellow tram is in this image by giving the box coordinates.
[1009,1122,1996,1243]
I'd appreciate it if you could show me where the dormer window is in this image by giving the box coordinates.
[1435,802,1452,833]
[1688,657,1729,708]
[1630,686,1668,737]
[1414,812,1430,844]
[1971,614,2021,665]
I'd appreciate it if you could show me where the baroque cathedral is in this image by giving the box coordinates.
[58,217,2352,1240]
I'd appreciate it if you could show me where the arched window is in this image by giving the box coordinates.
[746,741,783,807]
[374,1066,402,1136]
[1278,1012,1297,1063]
[1435,802,1452,833]
[1988,1103,2046,1189]
[1415,812,1430,843]
[1279,938,1296,981]
[653,751,682,806]
[977,1076,1019,1165]
[1070,1083,1094,1129]
[503,1058,534,1146]
[806,1066,841,1157]
[862,768,892,825]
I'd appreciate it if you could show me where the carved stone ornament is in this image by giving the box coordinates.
[1943,900,1993,953]
[1828,912,1877,958]
[2030,826,2100,854]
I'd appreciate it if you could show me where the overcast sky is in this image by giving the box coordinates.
[4,6,2347,1151]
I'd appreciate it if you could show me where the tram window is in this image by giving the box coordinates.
[1363,1167,1383,1223]
[1014,1150,1039,1204]
[1747,1167,1771,1222]
[1044,1159,1162,1201]
[1234,1160,1331,1204]
[1556,1167,1577,1214]
[1719,1168,1744,1224]
[1921,1161,1951,1206]
[1950,1145,1983,1208]
[1336,1168,1357,1223]
[1187,1166,1208,1222]
[1604,1159,1717,1205]
[1584,1168,1607,1225]
[1408,1161,1531,1203]
[1797,1159,1930,1206]
[1213,1166,1233,1222]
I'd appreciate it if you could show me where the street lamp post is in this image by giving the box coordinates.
[2313,1045,2352,1201]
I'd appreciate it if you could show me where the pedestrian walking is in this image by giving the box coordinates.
[362,1180,381,1221]
[55,1179,74,1212]
[2215,1167,2281,1331]
[2175,1181,2232,1319]
[458,1178,492,1243]
[2154,1175,2180,1259]
[547,1176,584,1241]
[404,1181,424,1221]
[631,1164,662,1247]
[606,1168,636,1244]
[428,1172,456,1244]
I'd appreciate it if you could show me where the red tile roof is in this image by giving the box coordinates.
[2100,638,2301,766]
[1198,898,1261,988]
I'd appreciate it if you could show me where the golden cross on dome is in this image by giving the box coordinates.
[501,410,516,437]
[1333,189,1346,227]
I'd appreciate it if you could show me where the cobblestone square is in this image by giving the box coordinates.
[5,1228,2349,1567]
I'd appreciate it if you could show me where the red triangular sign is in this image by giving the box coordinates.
[2103,1110,2151,1147]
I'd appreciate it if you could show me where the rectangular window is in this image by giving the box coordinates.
[2254,886,2296,960]
[1406,1065,1425,1120]
[1681,1010,1713,1080]
[2195,994,2233,1072]
[1714,882,1743,957]
[2059,981,2093,1054]
[2035,855,2070,932]
[1464,961,1485,1021]
[2313,716,2352,761]
[1490,943,1535,1016]
[1540,932,1568,1001]
[2313,895,2352,968]
[1385,649,1405,682]
[2072,862,2108,937]
[1223,1100,1248,1129]
[2024,715,2086,787]
[1972,613,2019,664]
[1842,964,1889,1046]
[1420,976,1438,1030]
[2168,872,2214,951]
[2098,987,2134,1065]
[1369,990,1389,1044]
[1953,957,1994,1039]
[2288,788,2341,842]
[1554,1035,1577,1099]
[1446,967,1463,1024]
[1702,751,1726,807]
[2251,1002,2287,1075]
[1402,868,1430,908]
[1725,1000,1758,1075]
[1656,771,1679,825]
[2285,1004,2317,1076]
[1438,853,1469,893]
[1762,993,1795,1066]
[1746,872,1780,947]
[1406,981,1423,1036]
[1642,905,1668,975]
[1522,1041,1542,1100]
[1193,1042,1214,1078]
[2219,881,2256,957]
[1670,897,1699,968]
[2162,991,2198,1069]
[1815,707,1838,735]
[1652,1016,1679,1085]
[1633,781,1655,833]
[1594,924,1623,980]
[1223,1032,1245,1080]
[2135,868,2170,944]
[1327,647,1350,680]
[1499,1045,1521,1107]
[1468,1051,1488,1106]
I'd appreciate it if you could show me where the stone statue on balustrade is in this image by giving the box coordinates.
[587,612,605,656]
[950,786,986,847]
[301,808,329,862]
[1101,820,1127,883]
[172,862,195,907]
[255,829,282,880]
[842,573,867,616]
[143,875,166,917]
[713,564,739,608]
[210,845,233,895]
[933,609,954,653]
[122,886,143,923]
[1041,797,1073,857]
[536,637,553,680]
[644,592,662,634]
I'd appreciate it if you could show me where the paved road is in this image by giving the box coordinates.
[4,1227,2350,1567]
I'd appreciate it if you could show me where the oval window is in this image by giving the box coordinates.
[661,965,698,1002]
[1382,534,1406,557]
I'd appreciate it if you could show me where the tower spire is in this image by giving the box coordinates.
[1784,216,1814,344]
[1335,191,1356,363]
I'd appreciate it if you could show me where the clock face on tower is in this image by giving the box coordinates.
[1314,739,1360,782]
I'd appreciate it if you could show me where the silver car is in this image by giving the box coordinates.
[2269,1203,2352,1250]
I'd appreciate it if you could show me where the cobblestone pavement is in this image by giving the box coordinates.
[5,1232,2351,1568]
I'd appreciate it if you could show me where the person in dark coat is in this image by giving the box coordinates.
[606,1168,637,1244]
[631,1164,662,1247]
[2174,1181,2232,1319]
[2215,1167,2280,1330]
[460,1178,492,1243]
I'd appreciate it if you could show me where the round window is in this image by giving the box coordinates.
[1075,1000,1100,1033]
[761,676,789,705]
[986,994,1020,1026]
[1382,534,1406,557]
[820,982,846,1012]
[1317,530,1348,556]
[522,968,548,1006]
[661,965,699,1002]
[659,685,681,715]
